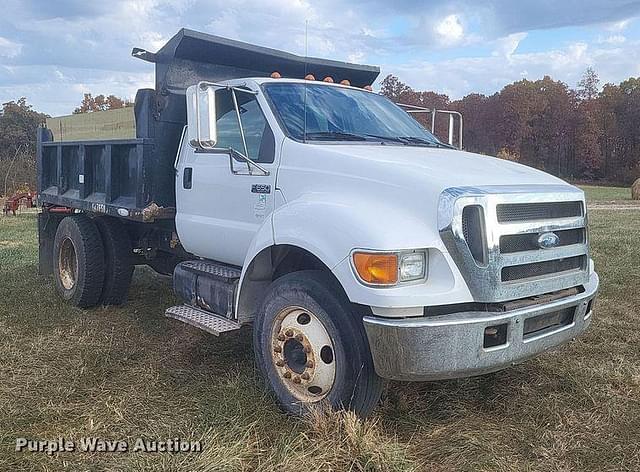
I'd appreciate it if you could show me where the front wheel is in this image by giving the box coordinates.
[253,270,383,417]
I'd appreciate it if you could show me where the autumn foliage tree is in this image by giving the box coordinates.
[73,93,132,114]
[381,68,640,184]
[0,98,48,196]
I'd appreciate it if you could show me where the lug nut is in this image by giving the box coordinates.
[293,376,301,384]
[277,334,285,341]
[295,334,304,342]
[283,371,292,379]
[303,346,311,354]
[306,361,314,368]
[285,329,294,337]
[275,359,285,367]
[301,373,310,380]
[274,345,282,353]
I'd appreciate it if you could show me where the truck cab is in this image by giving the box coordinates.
[37,29,599,417]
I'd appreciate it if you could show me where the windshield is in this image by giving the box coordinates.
[262,82,442,146]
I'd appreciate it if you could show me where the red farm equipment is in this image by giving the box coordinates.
[2,191,35,216]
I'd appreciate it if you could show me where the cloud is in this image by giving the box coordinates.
[492,32,528,58]
[0,0,639,115]
[598,34,626,44]
[605,18,632,31]
[0,37,22,58]
[384,38,640,99]
[435,14,465,45]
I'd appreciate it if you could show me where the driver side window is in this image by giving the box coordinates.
[214,89,274,163]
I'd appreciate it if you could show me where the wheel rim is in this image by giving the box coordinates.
[58,237,78,290]
[270,306,336,402]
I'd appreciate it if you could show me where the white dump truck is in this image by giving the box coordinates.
[37,29,599,416]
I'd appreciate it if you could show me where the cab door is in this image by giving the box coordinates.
[175,87,278,266]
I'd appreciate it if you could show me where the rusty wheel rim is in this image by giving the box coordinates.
[58,237,78,291]
[270,306,336,402]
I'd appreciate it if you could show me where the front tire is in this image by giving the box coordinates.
[53,215,105,308]
[253,270,383,417]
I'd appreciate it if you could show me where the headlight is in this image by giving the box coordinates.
[352,250,427,286]
[399,252,426,282]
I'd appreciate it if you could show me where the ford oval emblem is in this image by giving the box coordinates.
[537,232,560,249]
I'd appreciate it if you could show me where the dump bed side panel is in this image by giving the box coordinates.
[37,89,181,222]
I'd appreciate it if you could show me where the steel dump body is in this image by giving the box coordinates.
[37,28,380,221]
[37,89,179,222]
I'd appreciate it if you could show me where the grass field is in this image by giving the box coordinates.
[578,185,632,203]
[1,208,639,471]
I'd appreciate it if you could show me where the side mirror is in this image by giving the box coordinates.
[186,83,217,149]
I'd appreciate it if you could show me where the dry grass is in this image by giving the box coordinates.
[1,206,639,471]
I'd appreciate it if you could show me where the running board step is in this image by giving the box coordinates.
[165,304,241,336]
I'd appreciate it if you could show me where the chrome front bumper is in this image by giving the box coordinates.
[363,273,599,381]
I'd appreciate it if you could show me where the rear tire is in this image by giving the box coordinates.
[95,217,134,305]
[53,215,105,308]
[253,270,383,417]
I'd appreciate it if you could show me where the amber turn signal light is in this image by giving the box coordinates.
[353,252,398,285]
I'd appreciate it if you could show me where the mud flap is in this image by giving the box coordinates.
[38,212,64,275]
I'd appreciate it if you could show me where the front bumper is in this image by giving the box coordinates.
[363,273,599,381]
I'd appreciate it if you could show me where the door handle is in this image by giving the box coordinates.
[183,167,193,189]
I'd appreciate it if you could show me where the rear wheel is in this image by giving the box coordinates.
[253,270,383,417]
[95,217,134,305]
[53,215,105,308]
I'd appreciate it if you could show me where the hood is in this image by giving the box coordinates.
[279,141,578,206]
[300,143,569,191]
[275,140,581,262]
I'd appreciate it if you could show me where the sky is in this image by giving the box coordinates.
[1,0,640,116]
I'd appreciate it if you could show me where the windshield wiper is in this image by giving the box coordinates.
[360,133,406,143]
[304,131,368,141]
[396,136,454,148]
[364,133,455,148]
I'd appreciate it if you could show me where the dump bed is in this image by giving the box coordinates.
[37,28,380,222]
[37,89,179,222]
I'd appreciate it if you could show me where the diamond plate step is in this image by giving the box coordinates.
[179,260,241,280]
[165,304,241,336]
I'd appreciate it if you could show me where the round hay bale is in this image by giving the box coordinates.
[632,178,640,200]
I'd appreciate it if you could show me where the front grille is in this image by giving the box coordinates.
[499,228,585,253]
[501,255,587,282]
[462,205,486,264]
[439,187,590,303]
[496,201,583,222]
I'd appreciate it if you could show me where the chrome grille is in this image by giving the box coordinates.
[461,205,486,264]
[438,185,590,303]
[499,228,585,253]
[501,255,587,282]
[496,201,583,222]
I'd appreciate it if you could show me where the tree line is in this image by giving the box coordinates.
[2,73,639,197]
[380,68,640,184]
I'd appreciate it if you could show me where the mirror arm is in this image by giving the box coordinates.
[231,89,252,174]
[228,148,270,176]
